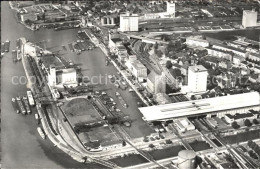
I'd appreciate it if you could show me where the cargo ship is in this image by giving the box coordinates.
[115,92,128,108]
[27,90,35,106]
[37,127,46,139]
[12,50,17,62]
[4,39,10,52]
[1,42,4,56]
[11,98,20,114]
[23,96,31,114]
[16,97,26,115]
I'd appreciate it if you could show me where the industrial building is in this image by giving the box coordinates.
[48,66,78,88]
[177,150,196,169]
[173,118,195,133]
[188,65,208,93]
[126,59,147,82]
[21,13,37,22]
[242,9,258,28]
[139,92,260,122]
[120,12,139,32]
[141,1,175,19]
[147,71,166,94]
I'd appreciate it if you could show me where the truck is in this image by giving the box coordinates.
[27,90,35,106]
[37,127,46,139]
[16,97,26,115]
[115,92,128,108]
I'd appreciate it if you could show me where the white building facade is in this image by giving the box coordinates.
[188,65,208,93]
[242,10,258,28]
[120,13,139,32]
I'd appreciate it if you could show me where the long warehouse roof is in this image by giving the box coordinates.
[139,92,260,121]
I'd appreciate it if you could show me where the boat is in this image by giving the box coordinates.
[1,42,4,56]
[27,91,35,106]
[4,39,10,52]
[37,127,46,139]
[11,98,20,114]
[16,97,26,115]
[22,96,31,114]
[12,50,17,62]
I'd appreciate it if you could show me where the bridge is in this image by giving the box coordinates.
[119,32,169,45]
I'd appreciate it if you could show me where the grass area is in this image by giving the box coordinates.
[110,154,148,167]
[62,98,102,125]
[147,145,186,160]
[224,129,260,144]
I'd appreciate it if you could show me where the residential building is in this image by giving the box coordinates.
[186,37,209,48]
[224,113,257,124]
[206,47,232,61]
[242,10,258,28]
[166,1,175,17]
[188,65,208,93]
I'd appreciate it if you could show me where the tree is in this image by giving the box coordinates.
[149,144,155,148]
[165,139,172,144]
[253,119,259,125]
[166,60,173,69]
[231,121,240,129]
[122,141,126,146]
[244,119,252,127]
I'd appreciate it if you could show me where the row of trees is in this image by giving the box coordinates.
[248,140,260,159]
[232,119,259,129]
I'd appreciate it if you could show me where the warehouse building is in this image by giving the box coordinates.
[139,92,260,122]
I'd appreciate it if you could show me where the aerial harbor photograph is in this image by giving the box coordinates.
[1,0,260,168]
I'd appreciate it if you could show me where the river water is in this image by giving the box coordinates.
[1,2,100,168]
[1,1,260,168]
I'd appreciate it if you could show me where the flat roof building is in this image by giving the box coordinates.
[188,65,208,93]
[139,92,260,121]
[120,13,139,32]
[242,10,258,28]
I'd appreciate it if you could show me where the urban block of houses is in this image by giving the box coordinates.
[224,112,258,124]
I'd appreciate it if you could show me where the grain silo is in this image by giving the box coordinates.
[177,150,196,169]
